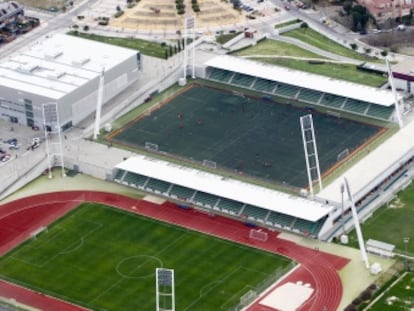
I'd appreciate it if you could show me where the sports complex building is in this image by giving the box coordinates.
[104,55,414,241]
[1,36,414,311]
[0,33,140,130]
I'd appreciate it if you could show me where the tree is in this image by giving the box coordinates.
[343,0,353,15]
[350,43,358,50]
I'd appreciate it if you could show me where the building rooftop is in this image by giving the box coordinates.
[205,55,398,107]
[0,34,138,99]
[115,155,333,222]
[392,57,414,76]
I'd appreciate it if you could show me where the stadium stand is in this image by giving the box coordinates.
[230,73,256,88]
[343,98,370,115]
[319,94,346,109]
[297,88,324,104]
[252,78,277,93]
[216,198,244,215]
[193,191,220,208]
[113,157,334,239]
[204,56,397,123]
[169,184,196,201]
[241,204,270,222]
[366,104,394,120]
[267,211,295,229]
[123,172,149,188]
[145,178,171,194]
[207,68,235,83]
[114,169,126,182]
[274,83,301,98]
[292,218,316,234]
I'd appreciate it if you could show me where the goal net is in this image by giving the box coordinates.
[202,160,217,169]
[337,148,349,162]
[249,229,268,242]
[240,289,257,306]
[145,142,159,152]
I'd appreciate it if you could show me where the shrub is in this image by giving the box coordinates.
[360,289,373,301]
[344,305,357,311]
[369,283,377,290]
[352,297,362,305]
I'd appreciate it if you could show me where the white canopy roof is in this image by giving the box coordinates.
[115,155,332,222]
[205,55,398,107]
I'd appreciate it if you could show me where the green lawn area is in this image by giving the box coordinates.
[347,181,414,251]
[216,32,241,44]
[253,58,387,87]
[67,31,168,58]
[282,28,381,62]
[232,38,326,59]
[0,203,293,311]
[274,19,302,29]
[370,272,414,310]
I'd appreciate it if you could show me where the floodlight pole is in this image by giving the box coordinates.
[340,183,346,234]
[300,114,323,197]
[344,177,370,269]
[385,57,403,129]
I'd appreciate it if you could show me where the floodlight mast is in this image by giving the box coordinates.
[385,57,403,129]
[343,177,370,269]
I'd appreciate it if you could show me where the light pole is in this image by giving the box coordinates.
[340,183,346,235]
[403,237,410,270]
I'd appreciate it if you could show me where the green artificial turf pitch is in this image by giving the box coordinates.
[112,84,382,188]
[370,272,414,310]
[0,203,293,311]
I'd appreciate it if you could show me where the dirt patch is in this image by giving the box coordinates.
[109,0,246,31]
[388,197,405,209]
[19,0,66,10]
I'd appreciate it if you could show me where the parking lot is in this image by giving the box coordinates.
[0,120,43,166]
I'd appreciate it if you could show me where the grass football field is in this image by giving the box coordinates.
[347,181,414,251]
[369,272,414,310]
[0,203,293,311]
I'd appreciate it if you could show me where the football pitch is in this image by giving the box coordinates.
[0,203,293,311]
[111,84,382,189]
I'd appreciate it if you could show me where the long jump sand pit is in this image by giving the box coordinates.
[259,282,314,311]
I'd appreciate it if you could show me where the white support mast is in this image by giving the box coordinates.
[300,114,323,196]
[42,102,65,178]
[156,268,175,311]
[343,177,370,269]
[385,57,403,129]
[93,68,105,140]
[191,17,196,79]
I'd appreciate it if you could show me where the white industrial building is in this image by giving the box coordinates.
[0,33,141,130]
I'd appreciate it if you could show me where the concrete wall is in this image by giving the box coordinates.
[0,85,52,127]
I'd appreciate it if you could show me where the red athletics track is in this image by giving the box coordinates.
[0,191,350,311]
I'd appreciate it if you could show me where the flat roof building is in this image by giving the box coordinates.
[0,33,140,130]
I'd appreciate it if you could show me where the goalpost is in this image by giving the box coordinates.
[145,142,159,152]
[337,148,349,162]
[249,229,268,242]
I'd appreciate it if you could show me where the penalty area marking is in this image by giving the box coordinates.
[116,255,163,279]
